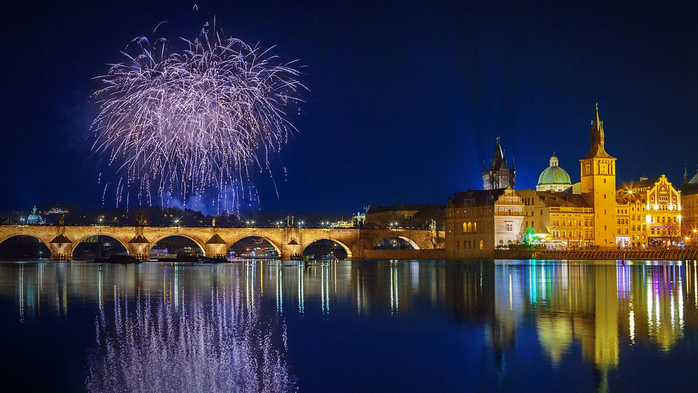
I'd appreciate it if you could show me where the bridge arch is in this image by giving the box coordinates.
[0,234,51,250]
[227,236,282,258]
[0,233,52,259]
[373,236,420,250]
[72,234,130,260]
[302,238,353,259]
[72,234,130,254]
[148,234,206,256]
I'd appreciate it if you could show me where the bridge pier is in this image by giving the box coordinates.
[127,243,150,261]
[49,243,73,261]
[204,244,228,259]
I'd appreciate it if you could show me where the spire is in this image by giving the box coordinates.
[684,164,689,184]
[492,137,505,169]
[595,102,600,130]
[583,103,613,159]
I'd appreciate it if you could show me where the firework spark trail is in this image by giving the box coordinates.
[91,22,304,213]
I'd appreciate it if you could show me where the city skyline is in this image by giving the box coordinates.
[2,0,698,214]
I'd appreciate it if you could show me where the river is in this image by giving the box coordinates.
[0,259,696,392]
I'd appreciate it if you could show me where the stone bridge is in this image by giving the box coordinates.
[0,225,444,260]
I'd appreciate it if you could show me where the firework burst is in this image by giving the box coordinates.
[91,22,304,212]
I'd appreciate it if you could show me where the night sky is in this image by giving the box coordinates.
[2,0,697,215]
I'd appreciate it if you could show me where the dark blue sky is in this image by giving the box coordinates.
[1,0,697,214]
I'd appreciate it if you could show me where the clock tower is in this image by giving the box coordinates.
[580,104,617,247]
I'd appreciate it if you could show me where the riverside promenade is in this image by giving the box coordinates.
[497,247,698,261]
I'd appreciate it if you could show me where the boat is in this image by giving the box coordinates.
[199,256,228,264]
[94,254,141,264]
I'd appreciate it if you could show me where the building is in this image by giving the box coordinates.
[519,104,618,248]
[493,188,525,247]
[365,205,422,228]
[445,187,525,258]
[617,175,681,246]
[518,189,594,248]
[579,104,618,247]
[482,137,516,190]
[614,191,646,248]
[364,204,442,229]
[445,103,684,255]
[445,189,503,259]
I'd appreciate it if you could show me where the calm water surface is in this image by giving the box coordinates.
[1,259,697,392]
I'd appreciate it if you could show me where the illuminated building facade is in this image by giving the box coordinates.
[513,105,617,248]
[615,192,647,248]
[446,103,686,252]
[617,175,681,246]
[518,189,594,248]
[493,188,525,247]
[580,104,617,247]
[482,137,516,190]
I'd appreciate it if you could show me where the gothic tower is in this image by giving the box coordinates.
[580,103,617,247]
[482,137,516,190]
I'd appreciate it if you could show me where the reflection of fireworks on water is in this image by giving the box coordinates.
[91,22,304,211]
[86,283,293,392]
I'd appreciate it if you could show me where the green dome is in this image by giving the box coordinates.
[538,166,571,185]
[537,155,571,190]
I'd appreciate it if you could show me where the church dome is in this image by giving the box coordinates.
[537,154,572,192]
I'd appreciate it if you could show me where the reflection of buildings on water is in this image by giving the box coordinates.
[3,259,698,381]
[441,260,698,383]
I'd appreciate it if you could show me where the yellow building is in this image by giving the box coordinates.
[580,104,617,247]
[618,175,681,246]
[518,189,594,248]
[615,192,647,248]
[445,103,683,253]
[515,104,618,248]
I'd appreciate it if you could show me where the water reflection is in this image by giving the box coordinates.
[87,282,291,392]
[1,260,698,391]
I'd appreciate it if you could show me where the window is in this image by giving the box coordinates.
[480,240,483,250]
[456,240,460,249]
[462,222,468,233]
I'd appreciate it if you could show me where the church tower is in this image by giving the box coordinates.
[580,103,617,247]
[482,137,516,190]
